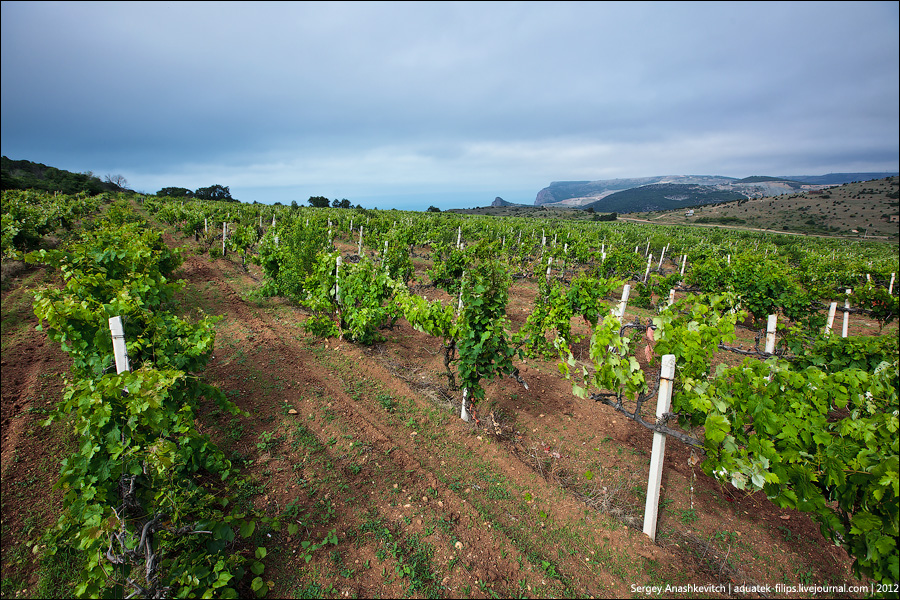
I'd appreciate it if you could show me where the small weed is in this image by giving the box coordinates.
[257,430,285,451]
[713,530,737,546]
[678,508,699,525]
[777,525,797,542]
[794,565,814,585]
[376,393,398,413]
[540,560,560,579]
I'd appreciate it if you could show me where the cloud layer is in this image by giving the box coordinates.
[2,1,898,208]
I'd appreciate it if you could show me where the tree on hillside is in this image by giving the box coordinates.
[105,174,128,190]
[308,196,330,208]
[157,187,194,198]
[427,206,441,212]
[194,184,235,201]
[331,198,351,209]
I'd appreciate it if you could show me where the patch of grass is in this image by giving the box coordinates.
[360,510,442,597]
[376,392,398,413]
[677,508,699,525]
[32,544,81,599]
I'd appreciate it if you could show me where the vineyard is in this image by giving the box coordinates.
[2,190,898,598]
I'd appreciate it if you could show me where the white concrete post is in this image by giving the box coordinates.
[890,273,895,295]
[108,316,131,374]
[842,289,851,338]
[334,256,342,306]
[461,388,471,422]
[667,289,676,306]
[765,314,777,354]
[825,302,837,334]
[680,255,687,278]
[643,255,653,283]
[545,257,553,282]
[222,222,227,256]
[643,354,676,542]
[615,285,631,323]
[358,226,364,255]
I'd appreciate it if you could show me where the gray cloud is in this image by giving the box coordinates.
[2,1,897,208]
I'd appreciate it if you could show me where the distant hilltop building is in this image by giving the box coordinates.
[685,209,694,217]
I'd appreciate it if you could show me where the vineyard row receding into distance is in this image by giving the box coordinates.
[1,189,898,598]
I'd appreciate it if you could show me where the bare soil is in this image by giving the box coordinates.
[2,225,891,599]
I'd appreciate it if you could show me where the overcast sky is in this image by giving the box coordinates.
[2,1,898,209]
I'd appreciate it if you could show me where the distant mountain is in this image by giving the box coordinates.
[781,173,898,186]
[534,172,899,213]
[491,196,514,207]
[534,175,736,206]
[581,183,746,214]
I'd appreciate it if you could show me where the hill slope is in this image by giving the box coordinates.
[1,156,121,196]
[627,176,900,239]
[581,183,745,213]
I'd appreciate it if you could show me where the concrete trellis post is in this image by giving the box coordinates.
[680,255,687,278]
[890,273,896,295]
[222,222,227,256]
[842,289,851,338]
[334,256,342,306]
[825,302,837,334]
[615,284,631,323]
[204,218,208,233]
[358,226,364,256]
[765,314,777,354]
[667,289,676,306]
[643,255,653,283]
[643,354,676,542]
[545,257,553,282]
[461,388,471,422]
[457,226,462,249]
[108,316,131,374]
